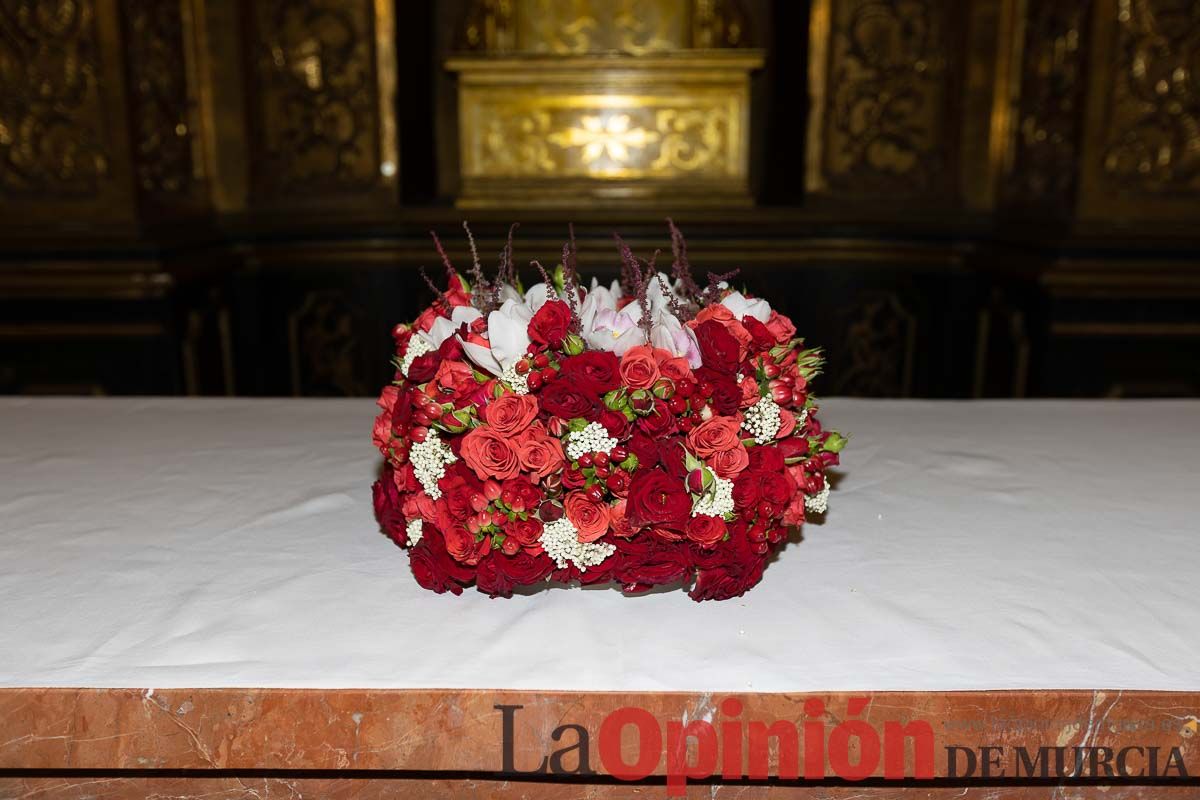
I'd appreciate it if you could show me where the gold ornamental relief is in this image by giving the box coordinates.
[515,0,686,54]
[465,94,737,179]
[1099,0,1200,194]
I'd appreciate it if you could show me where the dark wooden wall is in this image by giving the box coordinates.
[1,0,1197,398]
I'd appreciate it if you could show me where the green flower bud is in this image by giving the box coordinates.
[562,333,585,356]
[603,389,628,410]
[822,432,848,453]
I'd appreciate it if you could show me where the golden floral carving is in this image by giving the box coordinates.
[547,114,660,167]
[0,0,110,197]
[1100,0,1200,193]
[467,96,735,179]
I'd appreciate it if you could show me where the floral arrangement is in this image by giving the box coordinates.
[371,223,845,601]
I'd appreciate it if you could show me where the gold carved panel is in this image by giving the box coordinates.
[1003,0,1092,214]
[122,0,205,203]
[246,0,396,204]
[449,53,760,207]
[806,0,956,199]
[0,0,115,202]
[459,0,750,53]
[1082,0,1200,217]
[516,0,687,54]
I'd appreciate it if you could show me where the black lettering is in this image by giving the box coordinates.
[1116,746,1144,777]
[549,723,595,775]
[1016,746,1050,778]
[1089,746,1114,778]
[1163,747,1188,778]
[945,746,976,778]
[495,704,549,774]
[980,746,1004,778]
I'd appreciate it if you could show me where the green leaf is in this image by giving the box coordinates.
[822,432,848,453]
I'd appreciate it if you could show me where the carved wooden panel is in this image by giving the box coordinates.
[458,0,749,53]
[1078,0,1200,220]
[1004,0,1092,214]
[0,0,113,200]
[121,0,204,204]
[1099,0,1200,195]
[245,0,396,205]
[449,53,760,207]
[806,0,959,200]
[515,0,687,54]
[829,292,917,397]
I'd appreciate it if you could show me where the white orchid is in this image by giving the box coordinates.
[720,290,771,323]
[651,310,702,367]
[584,301,648,355]
[457,282,562,377]
[418,305,482,349]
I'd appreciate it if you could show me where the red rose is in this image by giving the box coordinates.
[657,436,689,479]
[528,300,572,348]
[695,367,741,415]
[743,316,777,351]
[408,528,475,595]
[559,351,620,394]
[372,468,408,546]
[432,359,477,401]
[748,445,785,472]
[598,408,631,439]
[626,467,691,529]
[733,471,761,510]
[551,546,618,587]
[689,525,765,601]
[760,471,795,505]
[610,534,693,594]
[628,431,659,470]
[635,404,678,437]
[476,550,554,598]
[460,426,521,480]
[777,435,809,460]
[538,380,600,420]
[686,515,727,548]
[484,394,539,435]
[406,350,439,383]
[694,319,742,374]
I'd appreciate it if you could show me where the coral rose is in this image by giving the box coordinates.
[709,445,750,479]
[460,426,521,480]
[619,345,661,389]
[687,415,743,457]
[484,394,539,435]
[764,310,796,344]
[515,423,565,480]
[656,353,692,382]
[608,499,637,539]
[565,491,611,542]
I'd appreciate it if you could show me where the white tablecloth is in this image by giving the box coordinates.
[0,397,1195,692]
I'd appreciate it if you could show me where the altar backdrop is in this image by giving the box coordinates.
[0,0,1198,398]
